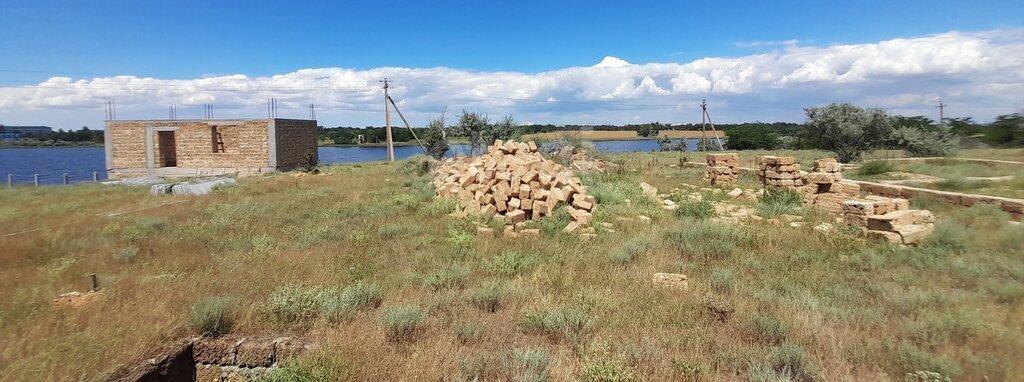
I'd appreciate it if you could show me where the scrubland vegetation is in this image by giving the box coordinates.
[1,149,1023,381]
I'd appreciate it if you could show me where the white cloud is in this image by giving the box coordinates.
[1,29,1022,129]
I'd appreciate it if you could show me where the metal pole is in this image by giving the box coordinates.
[63,173,69,185]
[93,171,99,182]
[7,174,12,188]
[33,174,39,187]
[90,274,99,291]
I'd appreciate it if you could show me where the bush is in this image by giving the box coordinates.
[470,280,507,312]
[609,237,654,265]
[905,370,953,382]
[268,286,325,325]
[190,297,235,336]
[890,126,959,157]
[504,347,551,382]
[710,269,735,294]
[859,160,896,176]
[804,103,894,163]
[522,307,592,345]
[380,304,424,342]
[674,200,715,220]
[752,314,790,345]
[452,321,485,344]
[425,264,471,290]
[487,251,538,277]
[321,283,383,321]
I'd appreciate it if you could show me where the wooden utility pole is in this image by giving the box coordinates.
[936,98,947,125]
[382,78,395,161]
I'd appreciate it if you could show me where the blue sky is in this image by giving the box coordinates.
[1,0,1023,128]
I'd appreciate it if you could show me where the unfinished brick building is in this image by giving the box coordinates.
[104,118,318,179]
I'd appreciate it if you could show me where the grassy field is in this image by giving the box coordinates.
[1,150,1022,381]
[845,158,1024,199]
[522,130,726,142]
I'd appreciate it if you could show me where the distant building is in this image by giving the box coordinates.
[104,118,318,179]
[0,125,54,135]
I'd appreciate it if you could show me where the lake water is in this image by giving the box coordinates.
[0,139,702,185]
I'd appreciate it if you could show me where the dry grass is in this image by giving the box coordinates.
[1,150,1022,380]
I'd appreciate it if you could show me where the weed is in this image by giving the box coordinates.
[671,360,704,378]
[446,229,475,250]
[609,237,654,265]
[487,251,538,277]
[321,283,383,321]
[922,220,967,256]
[769,342,815,380]
[190,297,234,336]
[268,285,324,325]
[710,269,736,294]
[579,342,636,382]
[757,187,801,218]
[751,314,790,345]
[255,352,345,381]
[665,220,744,259]
[522,307,592,345]
[537,207,572,235]
[425,264,471,290]
[380,304,424,343]
[377,223,421,238]
[452,321,484,344]
[423,198,458,215]
[504,347,551,382]
[470,280,506,312]
[985,281,1024,305]
[121,216,167,243]
[905,370,952,382]
[674,199,715,220]
[859,160,896,176]
[113,246,139,263]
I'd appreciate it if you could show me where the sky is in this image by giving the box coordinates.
[1,0,1023,130]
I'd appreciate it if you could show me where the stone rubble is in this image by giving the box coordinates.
[433,140,596,236]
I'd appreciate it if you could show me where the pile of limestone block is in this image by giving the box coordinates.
[757,156,808,188]
[800,158,862,213]
[704,153,739,186]
[842,196,935,244]
[433,140,595,233]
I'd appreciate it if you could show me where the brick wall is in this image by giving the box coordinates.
[175,120,270,168]
[106,120,272,173]
[108,121,148,169]
[274,119,318,171]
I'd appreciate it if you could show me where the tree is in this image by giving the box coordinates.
[423,113,450,160]
[484,115,521,144]
[982,113,1024,147]
[804,103,893,163]
[723,124,781,150]
[636,122,661,137]
[455,110,490,155]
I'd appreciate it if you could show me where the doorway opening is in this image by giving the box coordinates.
[156,131,177,167]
